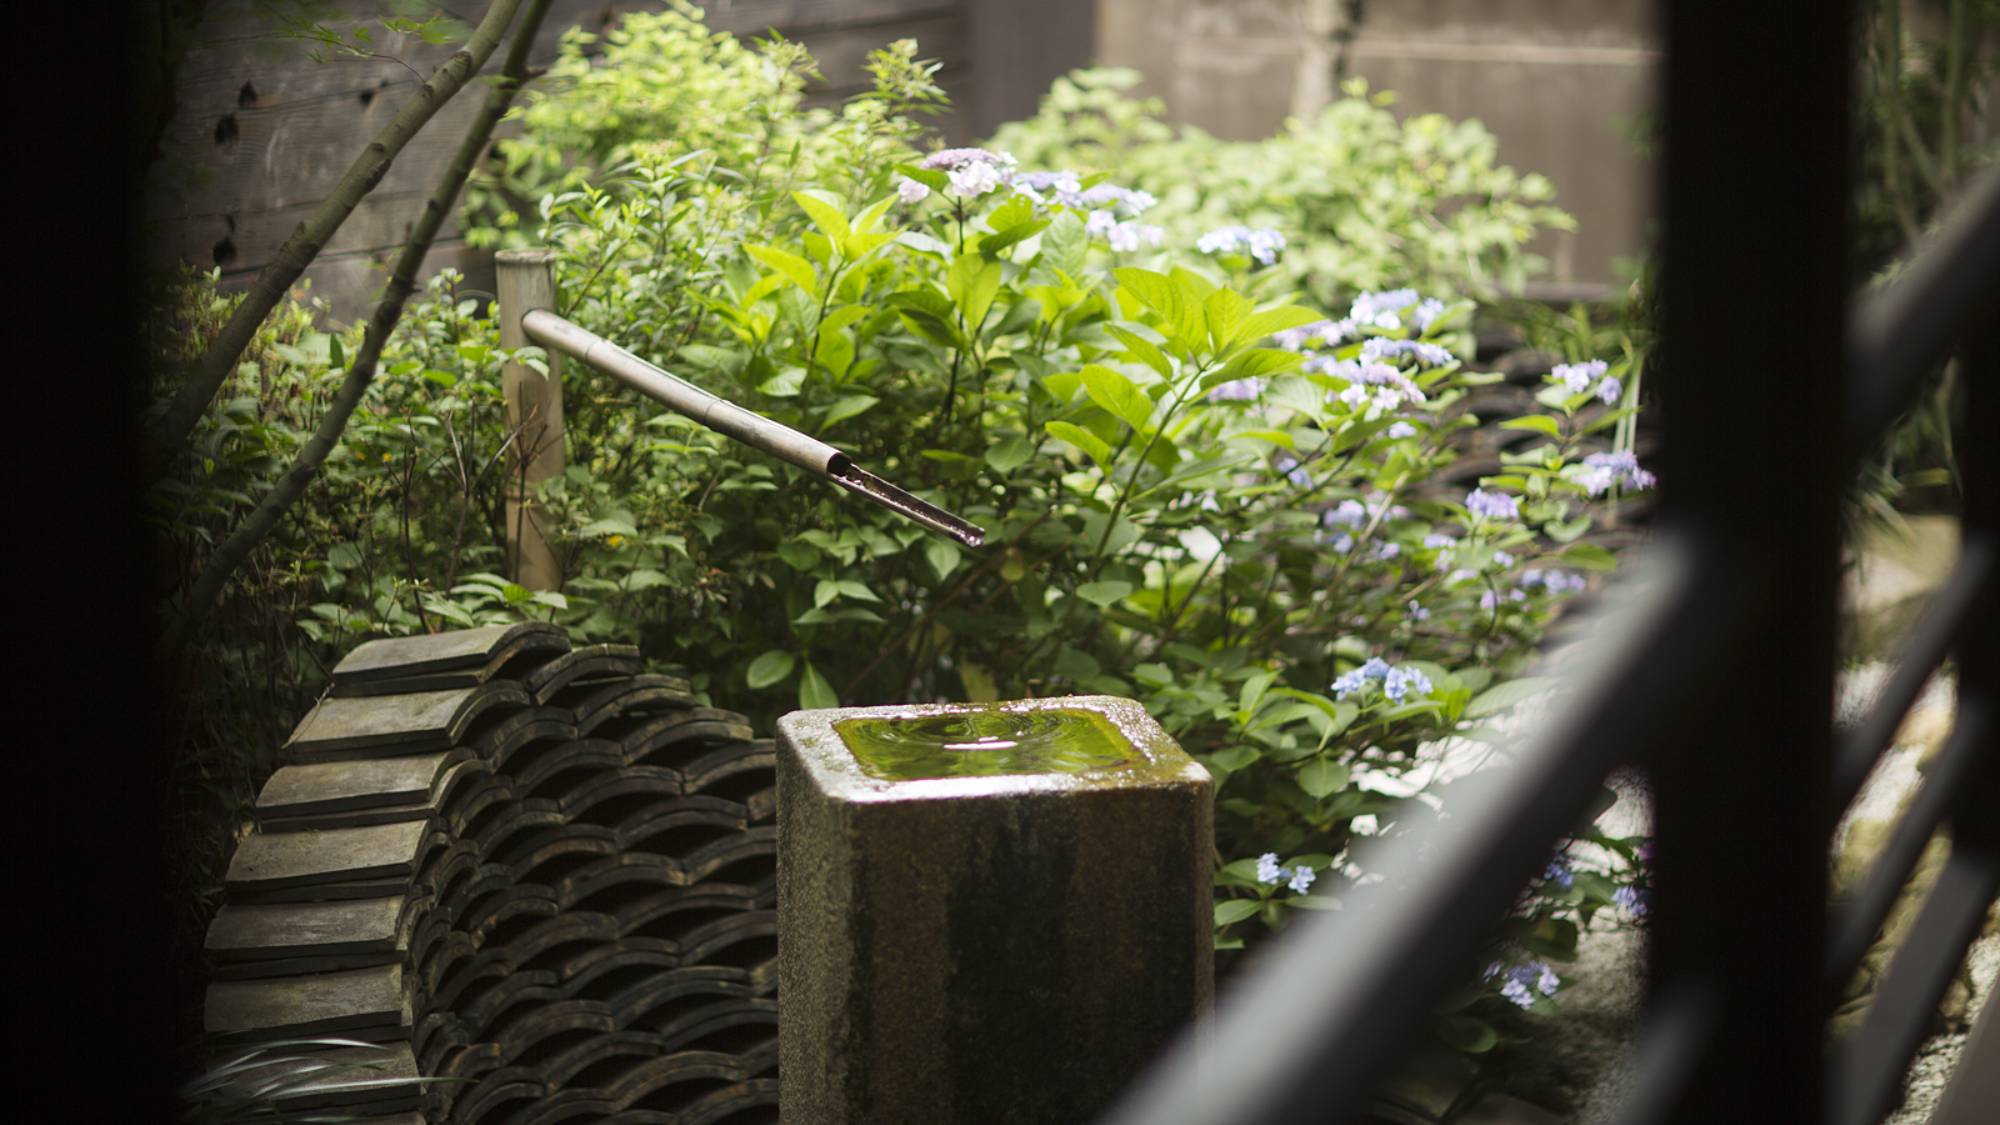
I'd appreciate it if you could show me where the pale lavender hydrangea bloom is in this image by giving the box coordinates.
[1198,225,1287,265]
[919,147,1015,172]
[1349,288,1421,329]
[1494,961,1562,1008]
[1075,182,1155,215]
[1312,357,1425,406]
[1423,533,1457,549]
[895,177,930,204]
[1520,569,1587,595]
[1408,600,1431,621]
[1383,665,1431,703]
[1387,421,1418,439]
[1273,319,1355,351]
[1010,169,1082,205]
[1615,885,1649,918]
[1323,499,1368,529]
[1327,533,1355,554]
[1409,297,1448,332]
[1107,221,1165,252]
[1256,852,1283,884]
[1575,450,1657,497]
[1206,377,1266,402]
[1543,858,1575,888]
[1465,488,1519,520]
[1480,587,1528,611]
[947,161,1003,198]
[1373,542,1401,561]
[1553,359,1608,394]
[1597,376,1624,404]
[1360,337,1455,368]
[1085,209,1118,237]
[1275,455,1312,489]
[1287,865,1317,894]
[1492,550,1515,567]
[1333,657,1429,702]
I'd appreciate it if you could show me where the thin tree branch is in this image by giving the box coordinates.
[153,0,525,456]
[166,0,556,649]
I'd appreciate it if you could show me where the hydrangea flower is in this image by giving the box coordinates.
[1597,376,1623,404]
[1287,865,1317,894]
[1383,665,1431,702]
[1520,568,1588,595]
[1614,885,1649,918]
[1489,961,1563,1009]
[1359,337,1455,368]
[1408,600,1431,621]
[1465,488,1519,520]
[1349,288,1421,329]
[1423,533,1457,549]
[1479,587,1528,611]
[1106,221,1165,252]
[1273,319,1355,351]
[1310,357,1425,406]
[1332,657,1430,702]
[1075,182,1156,215]
[1372,542,1401,561]
[1325,532,1355,554]
[1387,421,1418,439]
[1010,169,1082,205]
[895,177,930,204]
[1574,450,1657,497]
[1323,499,1368,529]
[1492,550,1515,568]
[947,161,1003,198]
[1197,225,1287,265]
[919,146,1016,172]
[1552,360,1607,394]
[1543,858,1575,889]
[1275,455,1312,489]
[1256,852,1283,885]
[1207,377,1266,402]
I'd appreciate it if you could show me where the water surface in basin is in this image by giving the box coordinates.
[834,707,1139,781]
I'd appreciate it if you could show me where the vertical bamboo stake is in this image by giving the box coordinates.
[497,248,565,591]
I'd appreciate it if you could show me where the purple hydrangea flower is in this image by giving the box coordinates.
[1373,542,1401,561]
[1275,455,1312,489]
[1465,488,1519,520]
[1492,550,1515,568]
[1383,665,1431,702]
[1408,599,1431,621]
[1520,569,1588,595]
[1256,852,1283,885]
[1360,337,1456,368]
[947,161,1003,198]
[1287,865,1317,894]
[1207,377,1266,402]
[1575,450,1657,497]
[1423,533,1457,549]
[1552,359,1608,394]
[1615,885,1649,918]
[1597,376,1624,404]
[1543,858,1575,889]
[1011,169,1082,205]
[1273,319,1355,351]
[1106,220,1164,252]
[1323,499,1368,529]
[1075,182,1155,215]
[1349,288,1422,329]
[896,177,930,204]
[1198,225,1287,265]
[1311,357,1426,406]
[919,147,1016,172]
[1387,421,1418,439]
[1495,961,1562,1008]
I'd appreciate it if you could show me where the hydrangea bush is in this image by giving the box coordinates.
[160,9,1653,1062]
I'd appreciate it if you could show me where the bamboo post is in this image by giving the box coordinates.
[496,248,565,591]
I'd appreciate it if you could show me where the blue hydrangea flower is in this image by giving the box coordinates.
[1373,542,1401,561]
[1408,599,1431,622]
[1349,288,1422,329]
[1492,550,1515,568]
[1614,885,1649,918]
[1552,360,1608,394]
[1207,377,1266,402]
[1597,376,1623,404]
[1323,499,1368,529]
[1543,858,1574,889]
[1327,532,1355,554]
[919,147,1015,172]
[1480,587,1527,611]
[1075,182,1155,215]
[1273,319,1355,351]
[1311,357,1425,407]
[1359,337,1456,368]
[1520,568,1587,595]
[1574,450,1657,497]
[1287,865,1317,894]
[1465,488,1519,520]
[1275,455,1312,488]
[1423,533,1457,549]
[1495,961,1562,1008]
[1256,852,1283,885]
[1383,665,1431,702]
[1011,169,1082,205]
[1409,297,1448,333]
[1197,225,1287,265]
[1334,658,1429,702]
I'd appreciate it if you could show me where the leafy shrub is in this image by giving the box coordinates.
[159,17,1652,1059]
[988,68,1577,307]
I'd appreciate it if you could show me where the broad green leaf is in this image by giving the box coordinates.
[1298,758,1350,799]
[578,517,638,539]
[1081,364,1154,431]
[822,394,879,427]
[1465,677,1557,718]
[1501,415,1563,437]
[1107,324,1174,379]
[1203,288,1253,353]
[1561,542,1618,570]
[1204,348,1304,387]
[814,579,839,608]
[1076,580,1134,608]
[985,436,1035,473]
[896,230,951,255]
[1214,900,1261,927]
[775,541,819,571]
[746,650,796,689]
[925,538,962,580]
[792,190,852,245]
[981,218,1050,257]
[1040,212,1089,278]
[799,662,838,710]
[960,661,999,702]
[1437,1015,1499,1053]
[1239,304,1325,342]
[1045,420,1113,469]
[744,243,816,293]
[835,579,880,602]
[1113,267,1189,339]
[947,254,1003,330]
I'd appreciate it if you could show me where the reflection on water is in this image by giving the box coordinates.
[834,707,1140,781]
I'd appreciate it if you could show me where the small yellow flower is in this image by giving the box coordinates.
[606,534,626,549]
[381,452,392,462]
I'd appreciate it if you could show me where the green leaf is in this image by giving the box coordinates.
[744,243,817,293]
[1501,415,1563,437]
[1081,364,1154,431]
[1214,900,1261,927]
[835,579,881,603]
[947,254,1003,330]
[1298,758,1351,799]
[1202,288,1253,353]
[822,394,879,427]
[1040,211,1089,278]
[799,662,838,710]
[578,517,639,539]
[1437,1015,1499,1053]
[792,190,852,245]
[776,541,819,571]
[814,579,839,608]
[1204,348,1304,388]
[925,538,962,580]
[1561,542,1618,570]
[1114,267,1190,341]
[1076,580,1134,608]
[746,650,797,689]
[1238,303,1325,342]
[981,218,1050,257]
[985,436,1035,473]
[1465,677,1557,718]
[1045,420,1113,469]
[1107,325,1174,379]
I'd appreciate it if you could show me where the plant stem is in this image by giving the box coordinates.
[154,0,526,456]
[166,0,556,648]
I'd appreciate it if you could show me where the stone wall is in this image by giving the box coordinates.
[1097,0,1659,296]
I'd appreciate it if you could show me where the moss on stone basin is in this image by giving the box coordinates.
[833,706,1139,781]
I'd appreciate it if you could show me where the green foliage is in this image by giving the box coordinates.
[157,13,1651,1054]
[988,69,1576,306]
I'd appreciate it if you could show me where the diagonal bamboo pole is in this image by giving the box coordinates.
[165,0,555,649]
[152,0,524,456]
